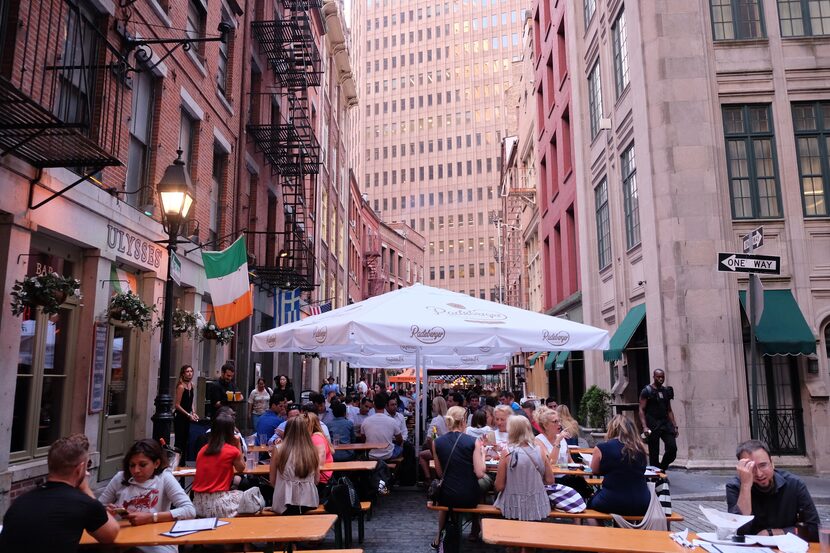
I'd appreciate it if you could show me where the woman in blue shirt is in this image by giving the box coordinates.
[588,415,650,516]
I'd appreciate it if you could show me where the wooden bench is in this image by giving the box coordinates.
[244,550,363,553]
[248,501,371,547]
[426,502,684,522]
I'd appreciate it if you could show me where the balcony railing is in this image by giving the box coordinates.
[0,0,126,169]
[251,15,322,88]
[247,121,320,177]
[248,227,316,291]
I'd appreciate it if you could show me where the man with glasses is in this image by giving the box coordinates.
[0,434,119,552]
[726,439,819,541]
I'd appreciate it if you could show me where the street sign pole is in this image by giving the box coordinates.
[744,228,762,440]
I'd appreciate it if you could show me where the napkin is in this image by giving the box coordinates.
[699,506,754,538]
[774,533,809,553]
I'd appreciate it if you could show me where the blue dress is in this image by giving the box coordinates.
[588,439,650,516]
[434,432,479,508]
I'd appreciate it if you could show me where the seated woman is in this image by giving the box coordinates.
[99,439,195,553]
[533,406,572,466]
[304,411,333,492]
[557,404,581,446]
[492,405,512,445]
[588,415,650,516]
[270,416,320,514]
[192,412,246,518]
[431,406,486,549]
[465,407,493,440]
[419,396,448,483]
[494,415,554,521]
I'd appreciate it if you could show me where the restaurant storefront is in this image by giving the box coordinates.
[0,165,222,512]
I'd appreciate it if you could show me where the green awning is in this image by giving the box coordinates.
[603,303,647,361]
[544,352,556,371]
[555,350,570,370]
[528,351,544,364]
[739,290,816,355]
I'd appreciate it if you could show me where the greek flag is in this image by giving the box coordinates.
[275,288,301,327]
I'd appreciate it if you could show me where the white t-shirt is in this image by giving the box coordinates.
[494,430,509,445]
[429,415,448,437]
[465,425,491,440]
[537,433,569,465]
[357,380,368,395]
[362,410,401,460]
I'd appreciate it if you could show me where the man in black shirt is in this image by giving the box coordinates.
[638,368,678,470]
[726,440,819,541]
[0,434,119,553]
[206,361,237,419]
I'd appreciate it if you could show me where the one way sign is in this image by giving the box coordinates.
[718,252,780,274]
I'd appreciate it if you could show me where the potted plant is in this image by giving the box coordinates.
[108,291,157,331]
[578,385,612,432]
[201,322,234,345]
[156,308,204,338]
[10,272,82,316]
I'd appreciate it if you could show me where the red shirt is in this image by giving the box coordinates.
[193,443,240,493]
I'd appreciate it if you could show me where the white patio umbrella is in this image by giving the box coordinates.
[251,283,610,464]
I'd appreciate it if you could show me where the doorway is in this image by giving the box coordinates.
[747,355,805,455]
[99,324,136,480]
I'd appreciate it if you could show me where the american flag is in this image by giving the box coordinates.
[308,301,332,316]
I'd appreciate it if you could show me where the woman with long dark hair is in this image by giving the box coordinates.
[99,439,194,553]
[588,415,650,516]
[274,374,295,403]
[173,365,198,466]
[192,413,246,517]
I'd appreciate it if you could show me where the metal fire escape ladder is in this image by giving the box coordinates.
[503,184,535,308]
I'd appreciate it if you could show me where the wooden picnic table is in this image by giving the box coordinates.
[333,442,386,451]
[172,460,379,478]
[79,515,336,553]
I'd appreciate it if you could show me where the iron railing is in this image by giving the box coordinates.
[0,0,126,168]
[751,408,806,455]
[248,227,316,292]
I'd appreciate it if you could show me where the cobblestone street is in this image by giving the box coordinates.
[292,488,830,552]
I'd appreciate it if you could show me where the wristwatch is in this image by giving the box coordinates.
[766,528,773,536]
[153,512,158,523]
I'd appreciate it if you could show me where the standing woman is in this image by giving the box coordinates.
[274,374,295,403]
[192,413,246,517]
[494,416,554,521]
[270,417,320,514]
[173,365,198,466]
[99,439,195,553]
[248,377,272,431]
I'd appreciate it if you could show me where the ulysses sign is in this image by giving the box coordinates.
[107,224,164,270]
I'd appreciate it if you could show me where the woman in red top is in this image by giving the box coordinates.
[192,413,245,517]
[304,412,333,489]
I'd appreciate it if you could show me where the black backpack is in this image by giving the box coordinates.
[323,475,361,516]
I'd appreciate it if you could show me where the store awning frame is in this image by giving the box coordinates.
[603,303,647,361]
[528,351,543,365]
[739,289,816,356]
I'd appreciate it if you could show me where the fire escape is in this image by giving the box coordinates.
[248,0,322,291]
[503,178,535,309]
[0,0,126,208]
[364,228,386,297]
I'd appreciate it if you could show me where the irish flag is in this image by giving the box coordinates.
[202,236,253,328]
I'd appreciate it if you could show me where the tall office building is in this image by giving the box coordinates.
[352,0,529,298]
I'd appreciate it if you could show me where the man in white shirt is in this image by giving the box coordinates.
[361,393,403,460]
[385,396,408,440]
[351,397,374,435]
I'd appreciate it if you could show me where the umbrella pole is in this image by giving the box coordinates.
[414,349,422,484]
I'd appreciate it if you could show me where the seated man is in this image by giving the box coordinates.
[351,396,374,437]
[256,393,286,445]
[726,439,820,541]
[269,403,301,444]
[328,401,356,461]
[0,434,120,552]
[362,392,403,461]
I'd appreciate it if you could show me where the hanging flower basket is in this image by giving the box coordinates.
[10,273,82,316]
[108,291,157,331]
[201,322,234,345]
[156,308,205,338]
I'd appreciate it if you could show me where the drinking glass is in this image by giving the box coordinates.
[819,521,829,553]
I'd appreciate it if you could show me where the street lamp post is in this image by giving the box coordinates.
[152,150,194,444]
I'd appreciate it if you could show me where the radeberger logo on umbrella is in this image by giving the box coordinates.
[427,303,507,324]
[410,325,446,344]
[266,334,277,348]
[314,326,327,343]
[386,355,405,363]
[543,330,570,346]
[460,355,479,364]
[401,345,418,353]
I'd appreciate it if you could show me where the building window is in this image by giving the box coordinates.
[179,109,197,176]
[710,0,765,40]
[217,12,232,96]
[792,101,830,216]
[621,145,641,249]
[612,9,629,98]
[126,70,155,209]
[11,251,79,460]
[588,61,603,139]
[595,179,611,270]
[211,147,227,242]
[186,0,207,57]
[778,0,830,36]
[584,0,596,27]
[723,104,781,219]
